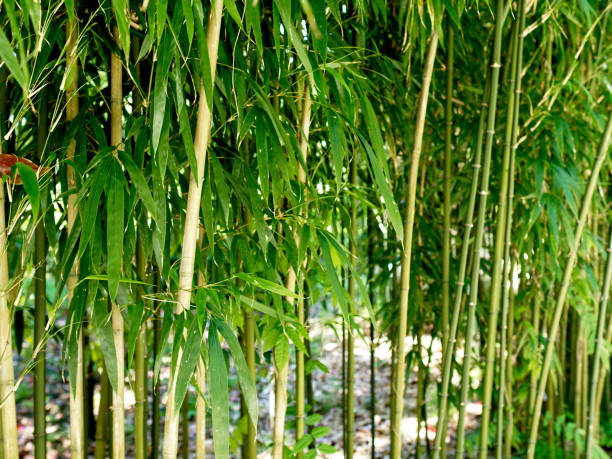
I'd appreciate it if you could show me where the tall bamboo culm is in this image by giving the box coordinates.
[34,86,49,459]
[526,111,612,458]
[162,1,223,456]
[455,0,507,452]
[66,3,85,457]
[585,229,612,457]
[390,29,438,459]
[272,80,312,459]
[110,25,125,459]
[0,137,17,459]
[479,0,525,450]
[431,58,491,459]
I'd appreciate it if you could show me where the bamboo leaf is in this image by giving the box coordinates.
[317,230,349,323]
[119,151,158,225]
[14,163,40,221]
[106,161,125,301]
[215,319,258,430]
[273,0,314,76]
[112,0,130,58]
[174,315,203,413]
[208,322,230,459]
[235,273,297,298]
[0,27,28,91]
[92,299,119,392]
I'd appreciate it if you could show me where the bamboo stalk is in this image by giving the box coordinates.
[151,269,162,459]
[134,235,147,459]
[432,46,492,459]
[479,4,523,449]
[504,271,515,458]
[94,363,110,459]
[34,85,48,459]
[441,22,453,388]
[196,230,207,459]
[162,1,223,456]
[110,26,125,459]
[455,0,507,451]
[585,229,612,457]
[345,143,358,459]
[0,182,17,459]
[367,209,376,459]
[391,29,438,459]
[66,3,85,456]
[272,79,312,459]
[526,111,612,458]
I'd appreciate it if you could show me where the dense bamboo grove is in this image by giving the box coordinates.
[0,0,611,458]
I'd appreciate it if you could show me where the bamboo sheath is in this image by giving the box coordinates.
[66,5,85,457]
[272,82,312,459]
[526,111,612,458]
[390,30,438,459]
[162,1,223,456]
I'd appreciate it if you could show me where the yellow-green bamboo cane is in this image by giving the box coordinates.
[66,5,85,457]
[390,29,438,459]
[480,0,525,450]
[162,1,223,456]
[585,229,612,457]
[455,0,507,451]
[272,80,312,459]
[196,231,206,459]
[0,165,17,459]
[432,63,491,459]
[526,111,612,458]
[135,236,147,459]
[110,26,125,459]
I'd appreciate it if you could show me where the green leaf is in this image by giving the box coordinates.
[327,110,345,188]
[236,273,297,298]
[0,27,28,91]
[174,315,203,412]
[215,319,258,430]
[106,161,125,301]
[14,163,40,220]
[317,231,349,323]
[126,300,145,370]
[274,333,290,370]
[92,299,118,392]
[306,413,322,425]
[210,149,230,225]
[311,426,330,438]
[112,0,130,59]
[273,0,313,76]
[208,322,230,459]
[317,443,338,454]
[293,434,313,453]
[119,151,158,225]
[181,0,195,44]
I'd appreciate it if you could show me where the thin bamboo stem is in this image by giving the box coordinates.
[455,0,507,451]
[0,181,17,459]
[272,80,311,459]
[66,4,84,456]
[585,229,612,457]
[135,237,147,459]
[479,5,523,449]
[442,23,453,386]
[432,46,492,459]
[34,85,48,459]
[162,1,223,456]
[391,29,438,459]
[152,269,162,459]
[526,111,612,458]
[94,363,110,459]
[110,26,125,459]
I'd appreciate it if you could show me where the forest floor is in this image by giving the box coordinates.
[14,317,480,458]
